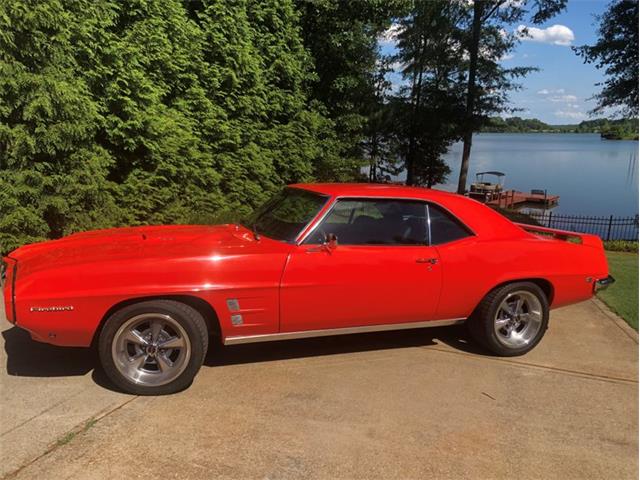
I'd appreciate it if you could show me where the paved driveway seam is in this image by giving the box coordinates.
[423,346,638,385]
[1,396,139,480]
[1,389,87,438]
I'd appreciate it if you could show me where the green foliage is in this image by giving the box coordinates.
[389,0,466,187]
[296,0,402,180]
[599,120,639,140]
[483,116,639,138]
[603,240,639,253]
[598,252,638,330]
[3,0,625,256]
[483,117,551,132]
[0,0,340,254]
[573,0,639,117]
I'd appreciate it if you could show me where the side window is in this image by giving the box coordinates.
[428,204,472,245]
[304,199,428,245]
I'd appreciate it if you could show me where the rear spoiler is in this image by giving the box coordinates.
[515,223,603,248]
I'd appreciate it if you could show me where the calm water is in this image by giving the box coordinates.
[433,133,638,217]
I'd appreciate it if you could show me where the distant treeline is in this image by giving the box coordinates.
[483,117,639,140]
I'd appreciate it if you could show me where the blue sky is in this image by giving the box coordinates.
[380,0,611,125]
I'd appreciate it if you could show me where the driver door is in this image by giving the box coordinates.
[279,198,442,332]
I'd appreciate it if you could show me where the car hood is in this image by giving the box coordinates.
[8,224,261,277]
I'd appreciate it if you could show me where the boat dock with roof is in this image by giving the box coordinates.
[468,171,559,208]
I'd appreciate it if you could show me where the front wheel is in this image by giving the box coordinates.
[467,282,549,357]
[98,300,209,395]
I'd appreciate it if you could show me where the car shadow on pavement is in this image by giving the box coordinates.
[2,326,94,377]
[204,324,488,367]
[2,323,488,393]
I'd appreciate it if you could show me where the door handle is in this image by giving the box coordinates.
[416,258,438,264]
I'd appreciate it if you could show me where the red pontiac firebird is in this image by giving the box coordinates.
[2,184,614,395]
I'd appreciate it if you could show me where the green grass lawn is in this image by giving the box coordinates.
[597,252,638,330]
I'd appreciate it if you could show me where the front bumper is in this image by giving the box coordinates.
[594,275,615,292]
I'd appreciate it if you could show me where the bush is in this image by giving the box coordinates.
[0,0,341,256]
[603,240,639,253]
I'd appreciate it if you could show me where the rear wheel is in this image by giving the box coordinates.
[98,300,208,395]
[468,282,549,356]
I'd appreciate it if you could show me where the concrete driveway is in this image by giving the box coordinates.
[1,299,637,480]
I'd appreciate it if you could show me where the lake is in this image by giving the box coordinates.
[432,133,638,217]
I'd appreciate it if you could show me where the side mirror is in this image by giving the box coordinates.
[324,233,338,251]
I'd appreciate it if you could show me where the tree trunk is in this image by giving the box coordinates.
[407,36,426,187]
[457,0,483,195]
[369,134,378,182]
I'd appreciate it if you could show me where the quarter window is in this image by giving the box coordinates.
[428,204,472,245]
[305,199,428,245]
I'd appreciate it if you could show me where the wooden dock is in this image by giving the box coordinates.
[485,189,559,209]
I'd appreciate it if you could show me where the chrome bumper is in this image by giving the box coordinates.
[594,275,615,292]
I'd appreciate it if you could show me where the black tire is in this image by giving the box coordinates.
[98,300,209,395]
[467,282,549,357]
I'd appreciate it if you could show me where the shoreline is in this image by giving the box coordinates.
[480,131,638,140]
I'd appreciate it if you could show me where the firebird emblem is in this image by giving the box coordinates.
[30,306,74,312]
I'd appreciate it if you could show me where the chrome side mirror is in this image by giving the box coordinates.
[324,233,338,251]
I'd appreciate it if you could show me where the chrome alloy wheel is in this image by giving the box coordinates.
[493,290,543,348]
[112,313,192,387]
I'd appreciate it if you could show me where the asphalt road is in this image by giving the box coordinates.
[1,299,637,479]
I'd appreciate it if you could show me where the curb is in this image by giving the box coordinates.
[592,297,638,344]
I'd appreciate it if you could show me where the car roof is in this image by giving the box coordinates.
[289,183,528,241]
[290,183,461,201]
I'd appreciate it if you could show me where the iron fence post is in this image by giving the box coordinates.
[547,211,553,228]
[606,214,613,241]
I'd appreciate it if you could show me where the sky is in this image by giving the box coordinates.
[380,0,611,125]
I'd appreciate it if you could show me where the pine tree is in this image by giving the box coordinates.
[0,0,340,253]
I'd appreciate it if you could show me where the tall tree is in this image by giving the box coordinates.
[573,0,639,117]
[296,0,403,180]
[455,0,567,194]
[363,56,395,182]
[0,0,125,250]
[391,1,467,187]
[0,0,340,254]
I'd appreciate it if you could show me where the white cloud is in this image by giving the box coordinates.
[378,23,403,46]
[500,53,515,61]
[501,0,525,7]
[555,110,586,120]
[516,24,575,46]
[389,60,405,71]
[537,88,565,95]
[549,94,578,103]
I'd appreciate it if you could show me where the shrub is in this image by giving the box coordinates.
[603,240,639,253]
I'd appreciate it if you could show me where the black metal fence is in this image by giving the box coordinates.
[527,212,639,241]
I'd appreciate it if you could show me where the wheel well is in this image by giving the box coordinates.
[91,295,221,348]
[493,278,554,304]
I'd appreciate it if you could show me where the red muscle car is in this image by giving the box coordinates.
[2,184,614,395]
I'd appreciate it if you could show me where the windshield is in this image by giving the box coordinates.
[245,188,328,242]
